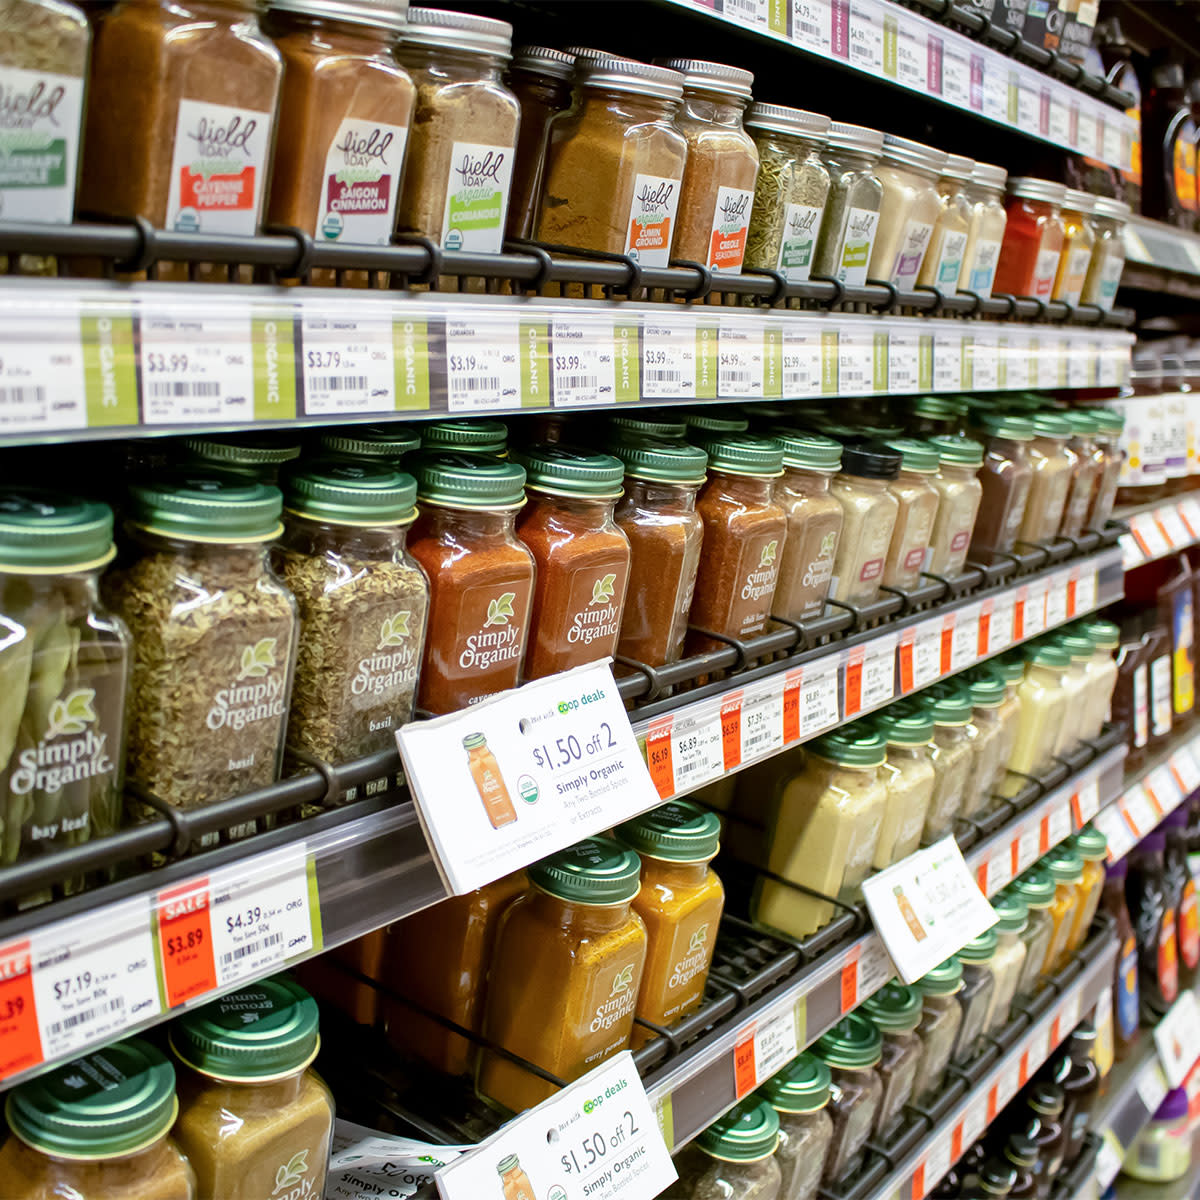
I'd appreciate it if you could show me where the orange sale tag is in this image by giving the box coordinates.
[157,880,217,1008]
[0,941,41,1081]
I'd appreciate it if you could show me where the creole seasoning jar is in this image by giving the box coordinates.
[1018,413,1077,544]
[813,1014,884,1185]
[275,460,429,766]
[758,1054,834,1200]
[912,958,964,1104]
[959,160,1008,298]
[861,982,924,1138]
[873,706,936,866]
[927,435,983,577]
[611,437,706,669]
[969,413,1034,564]
[395,8,519,253]
[869,134,946,290]
[992,177,1068,300]
[830,442,902,608]
[320,424,421,465]
[0,1038,194,1200]
[615,800,725,1045]
[515,446,630,681]
[537,58,686,264]
[920,154,974,292]
[407,453,534,715]
[170,979,334,1200]
[685,436,786,657]
[1052,189,1098,306]
[657,58,759,273]
[813,121,884,287]
[1081,196,1130,311]
[478,837,648,1113]
[882,439,940,591]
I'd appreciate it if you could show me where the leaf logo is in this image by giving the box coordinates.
[484,592,516,628]
[61,1074,87,1090]
[46,688,97,738]
[611,964,634,996]
[273,1149,309,1194]
[759,540,778,568]
[689,924,709,954]
[238,638,277,680]
[378,611,411,648]
[590,573,617,606]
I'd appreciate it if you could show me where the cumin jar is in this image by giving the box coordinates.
[610,437,707,670]
[515,445,631,681]
[407,453,533,715]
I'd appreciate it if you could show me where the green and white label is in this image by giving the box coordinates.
[777,202,822,281]
[0,66,84,223]
[837,207,880,286]
[440,141,512,254]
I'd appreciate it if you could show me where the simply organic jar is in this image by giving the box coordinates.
[969,413,1034,564]
[954,930,998,1063]
[757,1053,834,1200]
[813,1014,884,1184]
[960,673,1009,820]
[420,418,508,458]
[912,957,964,1103]
[812,121,884,287]
[927,435,983,577]
[829,442,902,607]
[986,893,1029,1035]
[873,706,936,866]
[1012,872,1057,999]
[1052,630,1096,755]
[1085,408,1125,531]
[1078,618,1120,740]
[1006,642,1071,785]
[1059,410,1102,540]
[861,981,924,1138]
[869,134,946,290]
[182,435,302,483]
[882,439,940,591]
[1066,827,1109,954]
[1018,413,1077,544]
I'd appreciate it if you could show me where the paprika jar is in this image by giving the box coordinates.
[320,424,421,465]
[969,413,1034,564]
[813,1014,884,1184]
[614,800,725,1045]
[515,446,630,681]
[992,177,1067,300]
[860,982,924,1138]
[1081,196,1130,312]
[927,434,984,577]
[869,134,946,289]
[407,453,534,715]
[611,437,706,669]
[813,121,884,287]
[1018,413,1077,544]
[685,436,786,657]
[477,837,648,1113]
[1052,188,1097,306]
[882,439,940,591]
[829,442,902,607]
[959,160,1008,298]
[757,1054,833,1200]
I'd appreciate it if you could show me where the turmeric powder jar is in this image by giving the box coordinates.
[656,58,759,273]
[264,0,414,282]
[614,800,725,1046]
[477,837,648,1113]
[515,445,630,681]
[611,437,706,669]
[394,8,518,253]
[685,435,786,657]
[407,453,534,715]
[170,979,334,1200]
[536,56,687,264]
[383,870,527,1077]
[0,1038,195,1200]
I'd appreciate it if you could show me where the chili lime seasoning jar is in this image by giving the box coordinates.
[744,103,831,283]
[926,435,983,577]
[920,154,974,292]
[992,178,1068,300]
[1081,196,1130,311]
[611,437,705,669]
[758,1054,833,1200]
[869,134,946,289]
[829,442,901,607]
[320,424,421,465]
[657,58,759,273]
[923,690,974,842]
[394,8,519,253]
[814,1014,884,1184]
[970,413,1034,564]
[813,121,884,287]
[1052,189,1098,306]
[515,446,630,681]
[882,439,940,591]
[1018,413,1076,544]
[874,706,936,865]
[407,454,534,715]
[912,958,964,1103]
[478,837,648,1113]
[686,436,786,656]
[861,982,924,1138]
[959,160,1008,298]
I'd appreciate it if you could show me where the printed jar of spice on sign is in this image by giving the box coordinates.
[395,8,519,254]
[537,57,687,264]
[406,453,534,715]
[514,445,630,681]
[812,121,884,288]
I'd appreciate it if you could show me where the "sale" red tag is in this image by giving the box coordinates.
[157,880,217,1008]
[0,941,41,1080]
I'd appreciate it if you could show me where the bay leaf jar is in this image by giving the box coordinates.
[813,1014,884,1185]
[882,438,940,591]
[657,59,759,274]
[812,121,884,287]
[394,8,519,253]
[757,1054,834,1200]
[537,57,687,265]
[170,979,335,1200]
[868,134,946,290]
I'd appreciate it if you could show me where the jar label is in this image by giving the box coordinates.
[165,98,273,236]
[888,219,934,288]
[1126,106,1142,186]
[316,117,408,246]
[1117,935,1139,1038]
[837,206,880,286]
[1097,253,1125,308]
[1181,879,1200,970]
[625,173,681,267]
[777,202,822,281]
[1134,663,1149,747]
[1151,655,1173,738]
[1059,244,1092,306]
[1171,586,1195,717]
[1174,137,1197,212]
[1031,245,1062,299]
[933,230,968,289]
[582,951,645,1066]
[440,141,513,253]
[450,579,532,688]
[1160,906,1180,1004]
[967,238,1001,297]
[561,562,630,657]
[0,65,84,224]
[654,915,718,1022]
[731,533,783,637]
[707,185,754,272]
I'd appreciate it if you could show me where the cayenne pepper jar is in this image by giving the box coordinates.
[992,177,1067,300]
[515,446,631,681]
[407,453,534,715]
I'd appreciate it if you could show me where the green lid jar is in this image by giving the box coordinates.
[614,800,720,862]
[320,424,422,463]
[926,691,973,725]
[609,437,708,485]
[1062,409,1100,435]
[994,893,1029,932]
[885,438,940,473]
[958,928,999,961]
[771,430,843,472]
[609,413,689,441]
[917,957,964,996]
[1056,631,1095,661]
[758,1053,831,1113]
[528,836,642,905]
[1071,827,1108,861]
[411,452,528,508]
[183,434,302,481]
[966,674,1007,708]
[1031,413,1072,439]
[977,413,1035,442]
[1025,642,1072,670]
[282,459,418,525]
[809,725,888,767]
[515,445,625,498]
[1013,871,1056,908]
[1045,847,1085,885]
[814,1013,883,1069]
[126,471,284,542]
[874,706,935,745]
[696,1099,780,1162]
[991,656,1026,686]
[929,435,985,467]
[1091,408,1125,434]
[1078,618,1119,649]
[862,981,923,1033]
[686,411,751,436]
[694,434,786,478]
[419,418,508,457]
[0,489,116,571]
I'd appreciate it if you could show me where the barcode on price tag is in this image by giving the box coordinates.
[642,320,696,400]
[735,1001,800,1098]
[843,633,897,717]
[888,329,920,393]
[551,315,617,407]
[792,0,832,51]
[445,316,520,411]
[301,312,394,414]
[899,617,941,693]
[971,333,999,390]
[740,678,786,763]
[987,592,1015,655]
[933,330,962,391]
[1071,778,1101,827]
[781,326,822,397]
[837,327,874,395]
[718,320,765,398]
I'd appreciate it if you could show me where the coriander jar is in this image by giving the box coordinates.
[275,460,429,768]
[959,160,1008,298]
[1081,196,1130,311]
[744,103,831,283]
[873,706,936,865]
[537,57,687,265]
[170,979,335,1200]
[861,982,924,1138]
[954,929,998,1063]
[0,1038,195,1200]
[912,958,964,1103]
[1052,188,1098,306]
[922,690,974,842]
[320,425,422,465]
[882,439,940,591]
[758,1054,834,1200]
[105,472,297,840]
[927,434,983,578]
[657,58,760,273]
[813,121,884,287]
[685,1100,783,1200]
[918,153,974,292]
[829,442,902,607]
[181,435,302,483]
[394,8,519,253]
[869,134,946,290]
[813,1014,884,1184]
[0,490,131,870]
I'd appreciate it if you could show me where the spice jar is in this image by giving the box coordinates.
[105,473,296,840]
[609,413,689,442]
[926,435,983,577]
[757,1053,833,1200]
[907,395,967,440]
[770,432,843,621]
[407,454,535,715]
[882,439,940,591]
[0,1038,195,1200]
[987,657,1024,782]
[813,1014,884,1184]
[912,958,964,1103]
[953,931,998,1063]
[992,178,1068,300]
[1021,1082,1067,1185]
[986,893,1029,1034]
[1043,847,1086,973]
[515,446,629,680]
[1050,630,1094,755]
[1078,618,1120,739]
[1005,643,1071,785]
[685,436,786,657]
[420,418,508,458]
[1012,872,1056,999]
[812,121,884,287]
[536,57,686,264]
[657,58,759,273]
[829,442,901,607]
[861,982,924,1138]
[1017,413,1077,544]
[505,46,575,239]
[969,414,1034,564]
[478,837,648,1112]
[0,491,131,870]
[873,706,936,866]
[1065,827,1108,953]
[610,438,705,669]
[182,435,302,482]
[958,160,1007,298]
[1081,196,1130,311]
[869,134,946,289]
[321,424,422,465]
[394,8,519,253]
[1084,407,1125,530]
[1051,189,1097,305]
[686,1100,783,1200]
[752,727,888,939]
[614,800,725,1046]
[960,674,1008,820]
[1059,409,1103,539]
[919,154,974,292]
[923,690,975,843]
[275,460,429,767]
[744,103,831,283]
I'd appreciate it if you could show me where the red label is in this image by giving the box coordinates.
[179,166,255,212]
[1011,839,1021,877]
[977,608,991,657]
[950,530,969,552]
[1161,907,1180,1005]
[940,618,954,674]
[1145,781,1165,818]
[904,545,926,571]
[629,214,671,256]
[977,863,989,893]
[844,657,863,716]
[734,1029,756,1099]
[645,722,674,801]
[913,1164,926,1198]
[987,1085,998,1121]
[709,224,749,270]
[899,640,915,693]
[1020,1050,1031,1085]
[1182,882,1200,970]
[1014,591,1026,640]
[859,557,883,582]
[951,1122,964,1160]
[1039,818,1050,854]
[326,174,391,216]
[721,694,743,771]
[158,880,217,1008]
[783,670,803,742]
[1070,790,1083,828]
[0,941,41,1080]
[841,951,859,1013]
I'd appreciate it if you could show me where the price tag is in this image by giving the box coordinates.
[1066,342,1089,389]
[1034,337,1059,389]
[839,936,894,1013]
[898,617,942,693]
[642,710,724,801]
[156,878,218,1008]
[933,330,962,392]
[327,1122,469,1200]
[893,15,927,90]
[551,316,618,407]
[398,661,660,894]
[847,0,884,72]
[1154,991,1200,1088]
[1124,784,1158,838]
[1015,822,1041,874]
[724,0,767,27]
[987,592,1015,655]
[996,1056,1021,1108]
[641,320,696,400]
[788,657,841,739]
[1170,745,1200,794]
[913,1134,952,1199]
[734,1000,800,1099]
[1158,504,1191,549]
[435,1053,676,1200]
[862,836,998,983]
[978,848,1014,896]
[837,328,873,395]
[1147,765,1184,816]
[1096,1130,1124,1188]
[1067,565,1097,618]
[1071,778,1101,828]
[981,62,1008,122]
[843,633,897,718]
[1045,572,1069,629]
[781,326,823,398]
[1016,73,1040,133]
[1023,578,1048,639]
[1044,804,1073,852]
[888,329,920,393]
[940,36,972,108]
[1121,533,1144,571]
[0,941,42,1080]
[1002,334,1031,391]
[1136,1061,1170,1119]
[445,316,520,412]
[1025,1026,1050,1081]
[1093,803,1134,863]
[1179,497,1200,541]
[1102,115,1125,167]
[971,332,999,390]
[1128,512,1172,560]
[1048,92,1072,144]
[1077,104,1098,159]
[718,320,765,398]
[737,679,787,765]
[792,0,832,52]
[950,602,981,672]
[300,312,394,415]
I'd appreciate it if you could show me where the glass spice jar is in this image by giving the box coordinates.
[1081,196,1131,312]
[1078,618,1120,741]
[813,1014,884,1185]
[320,425,422,465]
[960,673,1008,821]
[953,930,998,1064]
[1059,409,1102,539]
[1018,412,1077,545]
[685,1100,783,1200]
[906,395,968,440]
[926,435,983,578]
[1012,872,1057,999]
[987,657,1024,784]
[1005,643,1071,787]
[873,706,936,866]
[608,413,689,442]
[420,418,508,458]
[829,442,902,608]
[757,1053,834,1200]
[181,435,302,483]
[869,134,946,290]
[918,153,974,293]
[1051,630,1095,756]
[992,177,1068,300]
[1052,188,1098,306]
[959,160,1008,299]
[922,690,975,843]
[1043,847,1086,974]
[1065,827,1109,953]
[969,413,1034,564]
[986,893,1029,1035]
[912,958,964,1104]
[882,439,940,591]
[860,982,924,1139]
[812,121,884,287]
[1085,407,1125,530]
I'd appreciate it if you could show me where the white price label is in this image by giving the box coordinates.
[888,330,920,393]
[1120,533,1144,571]
[1046,804,1072,850]
[793,658,841,738]
[941,37,972,109]
[982,851,1014,895]
[986,592,1015,655]
[971,333,999,390]
[917,1135,952,1197]
[1048,93,1072,144]
[792,0,832,52]
[894,17,927,91]
[933,331,961,391]
[1034,338,1059,389]
[736,1001,801,1098]
[0,301,91,433]
[1124,784,1159,837]
[1070,566,1097,617]
[847,0,884,72]
[843,633,897,717]
[661,711,724,796]
[1093,804,1134,863]
[445,316,519,411]
[781,326,822,397]
[641,321,696,400]
[1170,745,1200,794]
[950,602,980,672]
[718,321,765,398]
[1045,575,1069,629]
[1136,1062,1170,1119]
[1147,765,1184,817]
[1066,343,1089,389]
[1015,823,1041,873]
[301,313,394,414]
[996,1057,1021,1107]
[1179,497,1200,542]
[1154,992,1200,1088]
[900,617,942,693]
[1002,334,1031,391]
[1022,579,1048,639]
[724,0,768,26]
[1026,1026,1050,1077]
[1102,113,1125,166]
[1077,105,1098,157]
[837,329,874,395]
[1158,504,1191,549]
[1071,778,1101,826]
[739,679,786,764]
[1129,512,1173,560]
[982,65,1010,123]
[855,937,895,1001]
[552,316,617,407]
